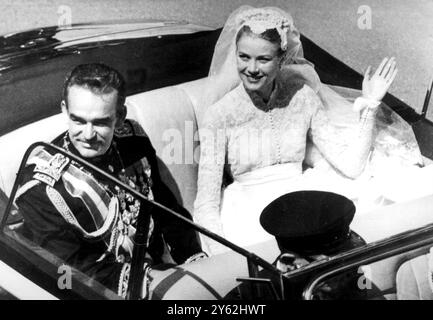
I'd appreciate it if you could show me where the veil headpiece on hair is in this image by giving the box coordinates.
[197,6,307,123]
[199,5,319,116]
[236,8,293,51]
[198,5,423,171]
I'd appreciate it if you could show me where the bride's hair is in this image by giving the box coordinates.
[235,25,284,57]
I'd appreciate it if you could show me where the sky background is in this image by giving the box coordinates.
[1,0,432,118]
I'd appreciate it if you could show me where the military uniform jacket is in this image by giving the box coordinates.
[15,120,202,298]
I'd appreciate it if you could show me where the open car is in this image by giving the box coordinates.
[1,18,433,300]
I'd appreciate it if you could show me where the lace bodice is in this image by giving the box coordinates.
[193,77,375,253]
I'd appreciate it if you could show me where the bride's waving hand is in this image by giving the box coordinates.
[362,57,398,102]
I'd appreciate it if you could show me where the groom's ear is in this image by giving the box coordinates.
[61,100,68,116]
[115,104,127,128]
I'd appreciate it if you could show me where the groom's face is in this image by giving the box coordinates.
[62,85,121,158]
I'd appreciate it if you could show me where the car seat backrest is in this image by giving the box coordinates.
[0,114,67,197]
[365,245,432,300]
[126,83,204,213]
[176,77,214,126]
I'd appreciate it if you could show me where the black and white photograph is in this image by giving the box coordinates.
[0,0,432,306]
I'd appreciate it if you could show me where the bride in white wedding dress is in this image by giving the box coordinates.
[193,6,427,255]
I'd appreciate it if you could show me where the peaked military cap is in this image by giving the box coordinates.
[260,191,364,256]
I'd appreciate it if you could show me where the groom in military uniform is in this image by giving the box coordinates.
[15,63,204,298]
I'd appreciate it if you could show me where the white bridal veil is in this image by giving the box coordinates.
[199,5,423,174]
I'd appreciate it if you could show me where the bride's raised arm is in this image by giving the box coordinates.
[309,57,398,178]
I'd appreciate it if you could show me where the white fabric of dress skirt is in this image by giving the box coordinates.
[219,161,433,249]
[220,163,303,247]
[219,162,363,248]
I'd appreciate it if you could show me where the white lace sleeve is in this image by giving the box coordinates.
[307,86,377,178]
[193,102,228,255]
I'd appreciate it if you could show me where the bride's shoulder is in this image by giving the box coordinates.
[296,83,318,97]
[296,84,322,110]
[278,78,318,103]
[279,82,322,116]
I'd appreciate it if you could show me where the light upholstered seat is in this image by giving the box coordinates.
[396,250,433,300]
[0,113,67,197]
[126,83,201,213]
[1,78,432,300]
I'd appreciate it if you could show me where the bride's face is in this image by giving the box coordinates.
[236,33,281,98]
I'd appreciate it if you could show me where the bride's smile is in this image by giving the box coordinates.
[236,31,282,101]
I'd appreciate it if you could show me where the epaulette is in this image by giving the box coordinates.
[115,119,148,138]
[32,151,70,187]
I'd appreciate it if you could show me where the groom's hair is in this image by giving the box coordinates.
[62,63,126,112]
